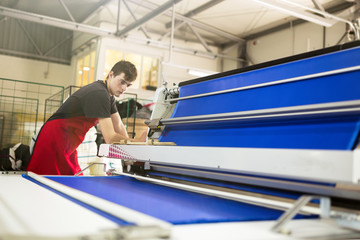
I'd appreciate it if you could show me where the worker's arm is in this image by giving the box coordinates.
[110,112,129,138]
[98,117,129,144]
[98,114,147,143]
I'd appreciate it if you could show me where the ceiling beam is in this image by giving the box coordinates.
[116,0,121,33]
[44,34,73,56]
[126,0,244,42]
[78,0,112,23]
[244,1,356,40]
[0,1,242,62]
[0,6,114,36]
[187,22,213,52]
[0,48,70,64]
[354,0,360,19]
[58,0,75,22]
[165,0,225,28]
[116,0,183,37]
[252,0,334,27]
[125,34,246,62]
[16,19,43,56]
[0,0,18,22]
[158,21,186,41]
[123,0,151,39]
[311,0,325,12]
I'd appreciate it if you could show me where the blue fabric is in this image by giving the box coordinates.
[46,175,316,225]
[159,46,360,150]
[22,174,133,226]
[160,117,360,149]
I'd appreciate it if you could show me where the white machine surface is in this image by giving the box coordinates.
[1,172,360,240]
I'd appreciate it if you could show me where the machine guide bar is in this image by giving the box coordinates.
[147,99,360,127]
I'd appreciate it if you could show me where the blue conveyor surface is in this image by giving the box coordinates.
[45,175,315,225]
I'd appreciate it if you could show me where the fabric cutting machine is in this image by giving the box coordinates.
[2,41,360,240]
[97,40,360,238]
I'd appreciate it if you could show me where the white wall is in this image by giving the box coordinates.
[0,54,73,87]
[247,21,348,64]
[221,45,241,72]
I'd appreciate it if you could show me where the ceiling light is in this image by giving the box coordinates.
[187,69,217,77]
[162,61,218,77]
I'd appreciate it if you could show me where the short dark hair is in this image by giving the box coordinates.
[106,60,137,82]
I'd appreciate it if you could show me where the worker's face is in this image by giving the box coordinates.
[108,72,132,97]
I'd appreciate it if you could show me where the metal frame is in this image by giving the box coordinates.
[157,99,360,126]
[164,0,225,28]
[122,0,151,39]
[271,196,330,233]
[116,0,183,37]
[98,144,360,185]
[148,163,360,201]
[0,1,245,63]
[0,6,113,36]
[126,0,245,43]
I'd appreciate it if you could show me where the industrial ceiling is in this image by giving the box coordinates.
[0,0,358,65]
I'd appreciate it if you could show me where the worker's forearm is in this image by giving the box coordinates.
[106,132,131,144]
[107,133,146,143]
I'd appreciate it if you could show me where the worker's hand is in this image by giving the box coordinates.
[134,130,147,142]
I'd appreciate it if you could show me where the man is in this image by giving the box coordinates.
[27,60,146,175]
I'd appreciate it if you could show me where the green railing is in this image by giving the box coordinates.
[44,85,80,122]
[117,96,152,138]
[0,77,153,148]
[0,78,63,148]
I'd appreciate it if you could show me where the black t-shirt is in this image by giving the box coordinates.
[49,80,117,121]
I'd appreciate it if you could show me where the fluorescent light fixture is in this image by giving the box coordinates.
[187,69,217,77]
[252,0,335,27]
[162,61,218,77]
[83,67,90,71]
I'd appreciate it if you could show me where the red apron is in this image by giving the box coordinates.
[27,116,98,175]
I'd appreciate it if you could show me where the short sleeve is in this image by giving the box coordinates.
[81,90,112,118]
[110,96,118,115]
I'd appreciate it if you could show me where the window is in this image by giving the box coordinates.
[76,51,96,87]
[124,52,141,89]
[104,49,159,91]
[142,56,159,91]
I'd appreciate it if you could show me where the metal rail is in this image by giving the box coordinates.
[150,164,360,201]
[157,99,360,126]
[119,172,321,215]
